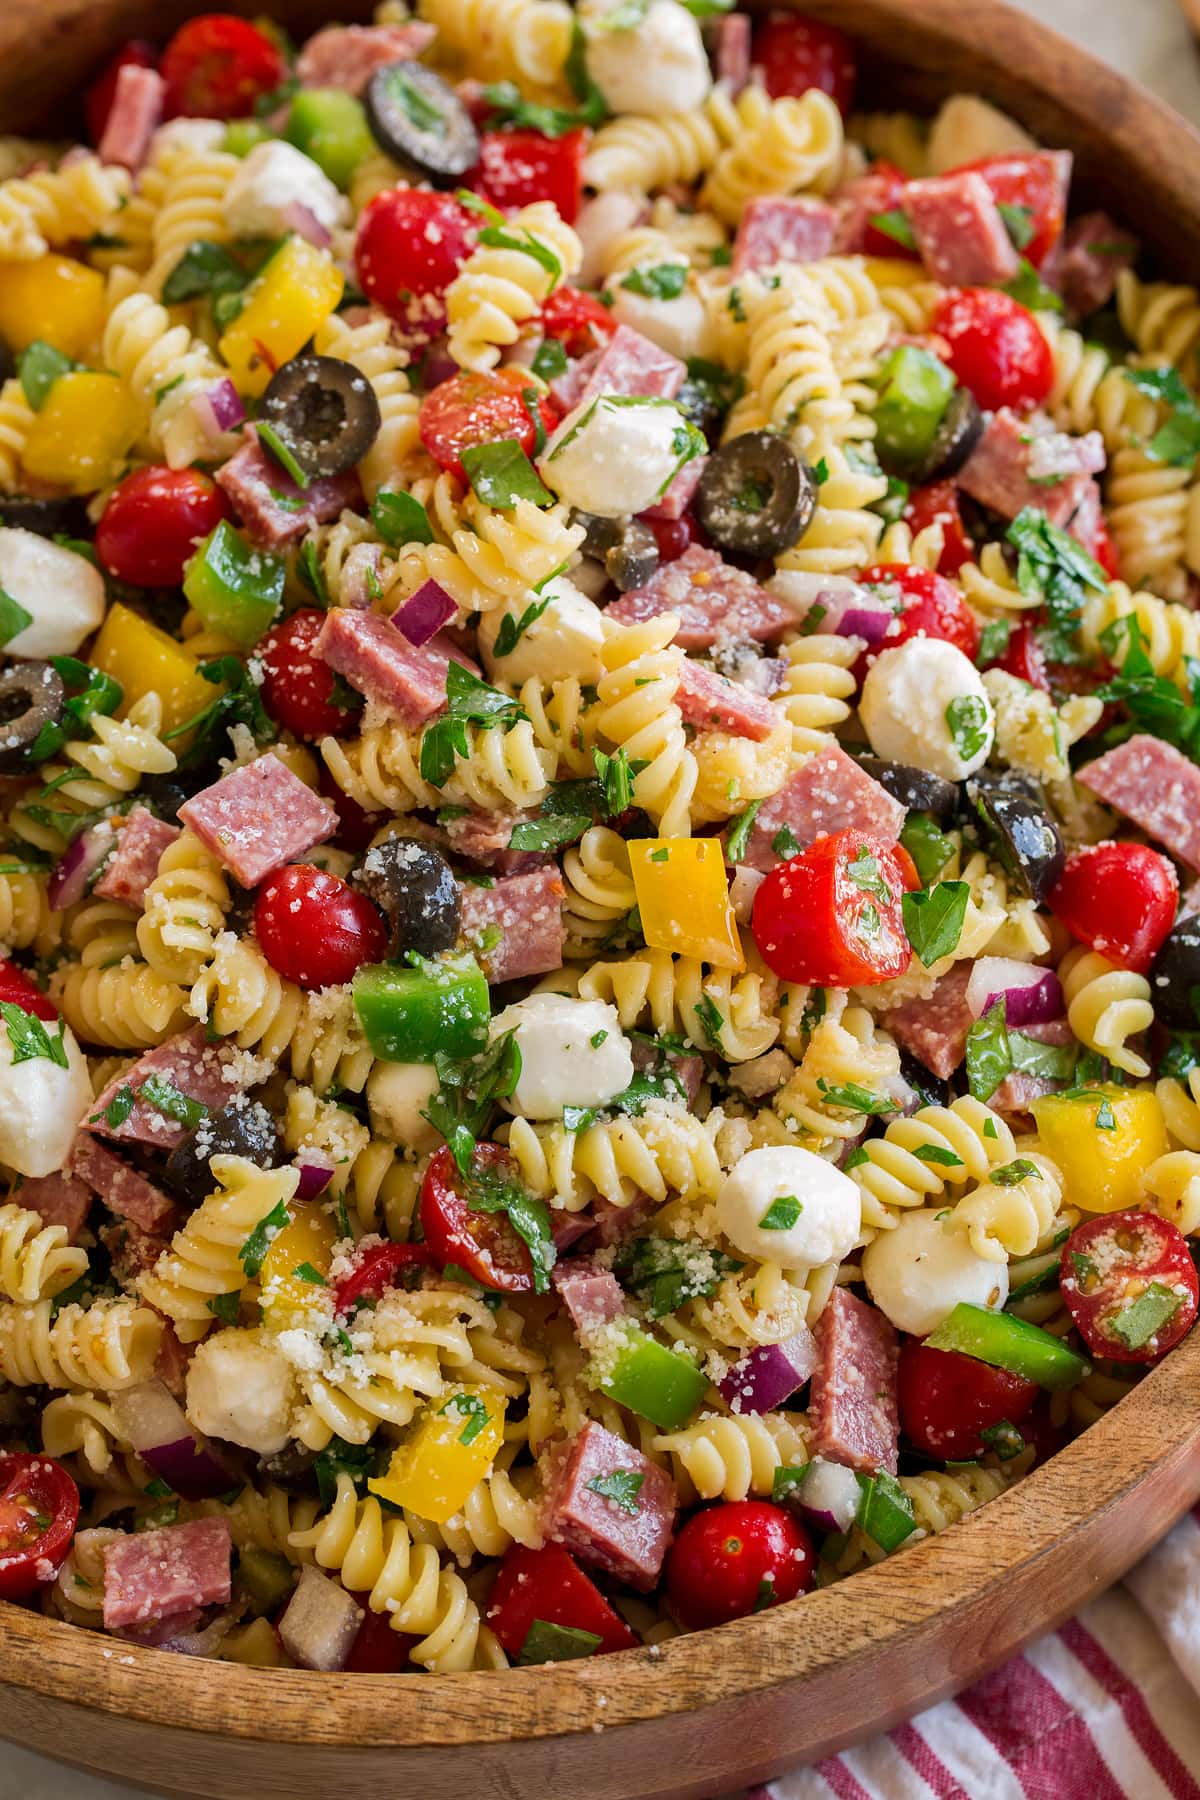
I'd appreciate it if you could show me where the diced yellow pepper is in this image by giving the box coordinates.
[91,603,221,735]
[258,1201,337,1327]
[219,238,344,397]
[368,1386,506,1523]
[21,372,142,493]
[628,837,744,970]
[0,254,106,357]
[1031,1084,1168,1214]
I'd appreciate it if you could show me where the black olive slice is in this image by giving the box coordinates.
[1151,916,1200,1029]
[605,520,659,592]
[0,661,64,773]
[857,755,959,822]
[0,494,91,538]
[163,1100,283,1208]
[364,61,479,188]
[260,354,382,480]
[966,774,1065,902]
[573,511,622,561]
[909,388,985,485]
[695,432,817,557]
[353,836,461,958]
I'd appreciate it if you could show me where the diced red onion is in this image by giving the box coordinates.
[392,579,456,646]
[796,1457,862,1534]
[111,1381,238,1501]
[207,378,246,432]
[729,863,766,925]
[837,607,893,646]
[48,822,114,910]
[280,200,331,249]
[717,1328,817,1415]
[420,343,458,392]
[966,958,1064,1027]
[279,1565,363,1671]
[294,1159,334,1202]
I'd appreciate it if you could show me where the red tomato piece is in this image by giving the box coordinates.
[95,466,229,589]
[933,288,1054,413]
[960,152,1067,269]
[1047,842,1178,973]
[666,1501,814,1631]
[475,129,586,224]
[1077,510,1120,581]
[857,563,981,667]
[752,12,856,112]
[487,1543,639,1658]
[640,512,705,564]
[355,189,476,347]
[0,1453,79,1599]
[857,161,916,258]
[419,1143,536,1293]
[898,1339,1038,1460]
[254,865,387,990]
[1060,1210,1198,1364]
[160,14,285,120]
[902,480,976,577]
[752,829,911,988]
[983,620,1049,691]
[419,367,558,482]
[0,960,58,1023]
[257,609,359,741]
[85,39,158,145]
[539,286,619,358]
[332,1243,438,1317]
[344,1602,414,1672]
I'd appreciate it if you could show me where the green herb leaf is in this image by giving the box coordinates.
[869,209,916,250]
[161,239,251,307]
[422,1031,523,1176]
[899,812,954,886]
[1124,365,1200,468]
[1003,258,1064,314]
[518,1620,602,1665]
[531,336,570,383]
[726,798,763,863]
[815,1078,897,1116]
[855,1469,916,1553]
[977,617,1014,666]
[163,655,276,766]
[18,340,75,410]
[372,487,434,547]
[238,1199,292,1279]
[90,1084,135,1129]
[255,420,311,490]
[384,64,445,132]
[439,1391,492,1446]
[493,596,551,658]
[420,661,528,787]
[771,1463,811,1504]
[0,585,33,648]
[997,203,1035,249]
[692,993,725,1053]
[846,844,891,903]
[945,695,992,766]
[759,1194,802,1231]
[772,825,802,861]
[585,1469,645,1515]
[1007,507,1108,661]
[593,744,638,816]
[207,1291,242,1323]
[914,1143,965,1167]
[294,1262,327,1285]
[990,1158,1040,1187]
[138,1075,207,1130]
[965,999,1011,1102]
[461,438,554,510]
[463,1157,554,1295]
[619,262,688,301]
[1109,1281,1184,1350]
[902,880,969,967]
[980,1419,1026,1460]
[615,1235,741,1319]
[0,1002,68,1069]
[313,1436,387,1509]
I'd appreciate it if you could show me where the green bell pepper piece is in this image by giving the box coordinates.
[353,954,490,1063]
[873,345,956,470]
[286,89,375,191]
[925,1302,1090,1390]
[855,1469,916,1552]
[224,119,272,158]
[591,1322,708,1431]
[236,1547,296,1613]
[182,521,284,648]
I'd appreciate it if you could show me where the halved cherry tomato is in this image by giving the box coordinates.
[344,1601,414,1672]
[420,368,559,482]
[258,609,360,741]
[474,129,586,224]
[160,14,285,120]
[255,865,388,990]
[486,1543,639,1658]
[1047,842,1178,973]
[932,288,1054,413]
[640,511,705,564]
[752,829,911,987]
[332,1242,437,1318]
[85,39,157,145]
[0,960,58,1023]
[961,152,1068,269]
[355,189,476,347]
[902,480,976,577]
[983,620,1049,691]
[539,286,619,358]
[898,1338,1038,1460]
[1060,1210,1198,1364]
[666,1501,814,1630]
[95,466,229,589]
[419,1142,535,1293]
[0,1453,79,1599]
[854,161,916,259]
[857,563,981,667]
[752,12,856,113]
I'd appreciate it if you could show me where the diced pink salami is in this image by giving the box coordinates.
[14,1171,91,1241]
[1078,737,1200,874]
[316,609,476,728]
[178,755,337,888]
[711,11,751,92]
[294,22,436,92]
[882,963,974,1081]
[85,1027,247,1151]
[641,453,706,522]
[100,1216,175,1285]
[215,429,362,552]
[552,1260,626,1338]
[98,64,164,171]
[902,170,1020,288]
[548,349,599,414]
[989,1071,1060,1115]
[956,408,1105,527]
[441,806,550,876]
[833,165,913,256]
[573,323,685,407]
[733,196,837,276]
[629,1037,705,1105]
[103,1517,232,1631]
[606,544,793,650]
[458,867,565,983]
[93,807,180,909]
[70,1134,180,1233]
[809,1288,900,1475]
[155,1319,193,1399]
[675,659,778,740]
[590,1189,655,1248]
[738,744,907,873]
[540,1421,676,1590]
[1053,212,1137,321]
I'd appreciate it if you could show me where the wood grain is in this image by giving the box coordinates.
[2,2,1200,1795]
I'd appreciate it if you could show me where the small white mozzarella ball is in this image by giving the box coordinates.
[151,118,228,159]
[582,0,711,115]
[0,529,106,661]
[478,576,607,685]
[186,1328,297,1456]
[0,1018,90,1178]
[491,992,634,1120]
[222,140,346,241]
[715,1145,861,1271]
[367,1060,441,1154]
[859,637,995,781]
[862,1207,1008,1336]
[541,395,692,519]
[609,279,716,364]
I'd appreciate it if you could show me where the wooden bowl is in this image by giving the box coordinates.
[4,3,1200,1794]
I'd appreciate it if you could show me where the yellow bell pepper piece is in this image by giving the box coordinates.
[368,1386,506,1523]
[258,1201,337,1327]
[1031,1084,1168,1215]
[91,604,221,735]
[21,372,141,493]
[628,837,743,970]
[219,238,344,397]
[0,254,106,357]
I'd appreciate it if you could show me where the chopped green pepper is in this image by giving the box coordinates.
[352,954,490,1063]
[182,521,284,648]
[236,1547,297,1613]
[925,1301,1090,1390]
[224,119,271,158]
[591,1322,708,1431]
[285,89,375,190]
[855,1469,916,1552]
[872,345,956,471]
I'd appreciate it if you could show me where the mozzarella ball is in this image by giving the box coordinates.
[862,1207,1009,1336]
[540,395,693,519]
[491,992,634,1120]
[186,1328,297,1456]
[478,575,607,685]
[582,0,711,116]
[367,1059,441,1154]
[151,118,228,159]
[859,637,995,780]
[223,140,346,242]
[0,1016,90,1178]
[716,1145,861,1270]
[609,278,716,364]
[0,529,106,660]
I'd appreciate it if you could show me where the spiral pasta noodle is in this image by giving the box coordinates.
[417,0,573,94]
[136,829,231,985]
[594,614,697,838]
[0,1202,88,1303]
[0,1298,161,1391]
[0,378,35,492]
[0,156,130,260]
[653,1411,811,1502]
[849,1097,1017,1233]
[702,89,843,224]
[52,960,190,1050]
[146,148,240,296]
[1060,946,1153,1078]
[505,1104,722,1211]
[577,947,779,1063]
[446,202,581,371]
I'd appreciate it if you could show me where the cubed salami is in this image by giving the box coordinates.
[675,660,778,740]
[215,429,362,552]
[93,807,180,909]
[178,754,337,888]
[552,1261,626,1337]
[832,164,911,256]
[458,867,565,983]
[956,408,1105,526]
[540,1421,677,1590]
[101,1216,175,1285]
[606,544,793,649]
[14,1171,91,1241]
[70,1134,180,1233]
[575,323,685,407]
[97,64,165,171]
[733,196,838,275]
[85,1027,247,1151]
[316,609,476,727]
[902,170,1020,287]
[881,963,974,1081]
[1078,736,1200,873]
[738,745,907,872]
[441,806,550,876]
[295,21,436,91]
[711,10,751,92]
[1053,212,1137,320]
[155,1319,194,1399]
[641,453,706,522]
[102,1517,232,1631]
[809,1288,900,1475]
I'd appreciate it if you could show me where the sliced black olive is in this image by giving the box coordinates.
[857,756,959,823]
[573,511,622,560]
[695,432,817,557]
[0,662,64,773]
[909,388,985,485]
[260,354,381,480]
[163,1100,283,1208]
[675,374,727,444]
[257,1444,318,1490]
[897,1048,951,1110]
[364,61,479,188]
[1151,916,1200,1029]
[966,774,1065,902]
[352,836,460,958]
[0,494,91,538]
[605,520,659,593]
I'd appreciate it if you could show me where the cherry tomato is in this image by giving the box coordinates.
[983,620,1049,692]
[85,39,157,145]
[1060,1210,1198,1364]
[933,288,1054,414]
[898,1339,1038,1460]
[254,864,387,990]
[486,1543,639,1658]
[419,368,559,482]
[257,609,359,741]
[752,829,911,987]
[419,1142,536,1293]
[0,1453,80,1599]
[0,960,58,1023]
[640,511,705,564]
[961,152,1068,269]
[474,129,586,224]
[332,1243,438,1317]
[857,563,981,667]
[539,286,619,358]
[1074,508,1120,581]
[1048,842,1178,973]
[666,1501,814,1631]
[902,480,976,577]
[752,12,856,112]
[344,1602,414,1672]
[355,189,476,347]
[160,14,285,120]
[95,466,229,589]
[852,161,917,259]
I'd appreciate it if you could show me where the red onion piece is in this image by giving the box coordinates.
[207,378,246,432]
[48,821,114,910]
[111,1381,238,1501]
[717,1328,817,1415]
[120,1606,237,1657]
[294,1159,334,1202]
[966,958,1064,1027]
[392,579,456,646]
[420,343,458,392]
[837,607,893,646]
[279,200,331,249]
[796,1457,862,1533]
[279,1565,363,1671]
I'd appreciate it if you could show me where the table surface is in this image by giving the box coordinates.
[4,2,1200,1796]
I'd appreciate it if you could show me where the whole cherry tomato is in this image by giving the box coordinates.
[0,1453,80,1599]
[160,14,285,119]
[640,511,705,564]
[539,286,619,358]
[257,609,360,741]
[857,563,981,668]
[902,481,976,577]
[85,39,157,145]
[420,368,559,482]
[419,1142,536,1293]
[474,129,586,223]
[933,288,1054,413]
[983,620,1049,691]
[752,829,911,987]
[0,960,58,1023]
[254,864,387,990]
[898,1339,1038,1460]
[752,12,857,112]
[961,152,1068,268]
[355,189,476,347]
[344,1603,414,1672]
[332,1242,438,1317]
[666,1501,814,1630]
[1061,1210,1198,1364]
[1048,842,1178,973]
[95,466,229,589]
[486,1543,639,1658]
